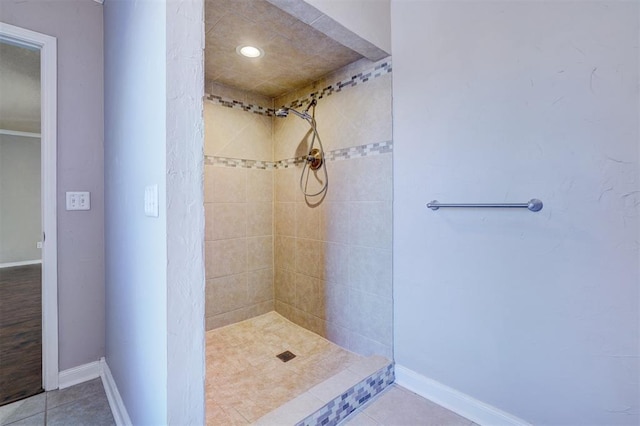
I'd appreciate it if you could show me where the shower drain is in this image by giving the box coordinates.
[276,350,296,362]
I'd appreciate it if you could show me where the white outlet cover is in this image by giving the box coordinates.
[66,191,91,210]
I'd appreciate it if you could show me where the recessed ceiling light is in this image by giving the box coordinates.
[236,45,264,58]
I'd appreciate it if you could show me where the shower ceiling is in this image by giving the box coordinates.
[205,0,364,98]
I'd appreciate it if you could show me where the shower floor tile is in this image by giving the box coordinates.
[206,311,363,425]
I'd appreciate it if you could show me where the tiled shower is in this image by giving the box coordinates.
[204,57,393,358]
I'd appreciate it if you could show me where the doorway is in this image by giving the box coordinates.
[0,22,58,403]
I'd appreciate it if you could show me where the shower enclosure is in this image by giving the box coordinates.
[204,0,393,423]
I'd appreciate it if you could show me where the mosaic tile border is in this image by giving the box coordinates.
[205,140,393,170]
[325,141,393,162]
[296,364,395,426]
[204,94,274,116]
[284,61,392,112]
[204,156,276,170]
[204,60,392,117]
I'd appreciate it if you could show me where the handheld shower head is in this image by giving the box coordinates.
[275,100,316,121]
[275,108,289,117]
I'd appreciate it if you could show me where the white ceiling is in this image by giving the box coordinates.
[0,41,40,134]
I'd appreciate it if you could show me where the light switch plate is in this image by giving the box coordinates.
[144,185,159,217]
[66,191,91,210]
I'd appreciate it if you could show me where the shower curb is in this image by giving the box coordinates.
[253,357,394,426]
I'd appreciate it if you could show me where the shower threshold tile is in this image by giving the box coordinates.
[206,312,364,424]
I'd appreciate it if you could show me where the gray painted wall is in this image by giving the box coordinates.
[0,135,41,264]
[0,0,105,371]
[392,1,639,425]
[105,1,205,424]
[104,1,168,424]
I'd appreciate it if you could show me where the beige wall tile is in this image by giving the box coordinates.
[212,203,247,240]
[287,305,306,329]
[275,202,295,236]
[348,332,393,360]
[205,62,393,349]
[205,241,215,279]
[321,242,349,284]
[319,201,349,244]
[295,238,322,278]
[324,321,351,350]
[205,103,273,161]
[349,154,392,202]
[323,160,351,202]
[247,169,273,202]
[275,300,293,320]
[275,168,300,202]
[248,236,273,271]
[295,202,320,240]
[323,281,350,327]
[299,165,328,199]
[205,203,215,242]
[349,201,392,249]
[273,114,314,161]
[205,278,217,317]
[274,268,295,305]
[247,202,273,237]
[248,268,274,305]
[206,307,253,331]
[205,164,215,203]
[295,274,324,319]
[212,166,247,203]
[349,246,392,298]
[349,289,392,346]
[247,300,274,318]
[209,238,247,278]
[206,274,248,317]
[304,313,326,338]
[315,74,392,151]
[203,102,217,157]
[275,236,296,271]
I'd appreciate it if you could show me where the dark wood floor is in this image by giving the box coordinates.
[0,264,43,406]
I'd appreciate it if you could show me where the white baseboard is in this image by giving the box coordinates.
[101,358,133,426]
[0,260,41,269]
[395,364,531,426]
[58,360,102,389]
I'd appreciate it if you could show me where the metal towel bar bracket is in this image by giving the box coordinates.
[426,199,543,212]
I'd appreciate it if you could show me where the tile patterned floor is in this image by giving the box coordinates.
[1,319,476,426]
[342,385,478,426]
[0,378,114,426]
[206,311,364,425]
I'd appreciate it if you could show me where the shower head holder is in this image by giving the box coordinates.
[307,148,323,170]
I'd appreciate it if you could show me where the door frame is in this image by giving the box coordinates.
[0,22,59,391]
